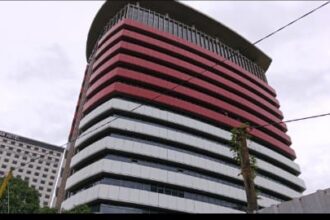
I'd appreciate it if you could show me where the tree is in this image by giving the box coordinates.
[230,123,258,213]
[0,176,40,213]
[38,206,58,214]
[61,204,91,214]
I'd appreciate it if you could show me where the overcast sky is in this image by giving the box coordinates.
[0,1,329,196]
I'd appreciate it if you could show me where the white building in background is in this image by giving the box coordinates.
[0,130,64,207]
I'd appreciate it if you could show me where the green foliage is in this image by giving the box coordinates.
[229,123,257,179]
[0,176,40,213]
[61,204,91,214]
[38,206,58,214]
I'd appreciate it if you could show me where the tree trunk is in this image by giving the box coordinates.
[239,127,258,213]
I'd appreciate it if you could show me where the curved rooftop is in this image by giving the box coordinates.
[86,0,272,71]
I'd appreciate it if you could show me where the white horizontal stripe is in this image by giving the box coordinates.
[70,136,302,200]
[65,159,284,208]
[61,184,243,213]
[77,110,305,190]
[79,98,301,174]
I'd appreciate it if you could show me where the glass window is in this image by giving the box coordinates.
[148,12,153,26]
[132,7,138,20]
[151,185,157,192]
[168,21,173,35]
[127,6,133,19]
[209,40,215,52]
[182,27,187,40]
[157,187,164,194]
[159,17,164,31]
[165,188,171,195]
[164,18,169,32]
[187,29,192,42]
[138,9,143,22]
[200,35,205,48]
[204,37,209,50]
[215,42,221,55]
[178,24,183,38]
[153,13,158,28]
[223,45,228,59]
[173,22,178,36]
[191,31,196,44]
[143,10,148,24]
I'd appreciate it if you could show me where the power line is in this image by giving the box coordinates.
[251,112,330,129]
[253,1,330,45]
[4,1,329,175]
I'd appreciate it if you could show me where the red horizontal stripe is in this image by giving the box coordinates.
[97,19,277,98]
[94,26,279,108]
[83,82,296,159]
[91,40,284,121]
[86,67,291,145]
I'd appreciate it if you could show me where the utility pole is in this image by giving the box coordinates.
[231,124,258,213]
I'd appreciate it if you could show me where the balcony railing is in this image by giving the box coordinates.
[89,3,267,83]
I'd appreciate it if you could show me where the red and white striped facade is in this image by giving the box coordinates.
[60,1,305,213]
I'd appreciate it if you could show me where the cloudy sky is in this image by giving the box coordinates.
[0,1,329,196]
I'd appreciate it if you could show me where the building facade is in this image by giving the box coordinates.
[59,1,305,213]
[0,130,64,207]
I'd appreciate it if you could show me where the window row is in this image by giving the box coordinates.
[1,140,62,157]
[68,176,245,211]
[72,147,283,202]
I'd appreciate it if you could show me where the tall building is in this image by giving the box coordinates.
[0,130,64,207]
[58,1,305,213]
